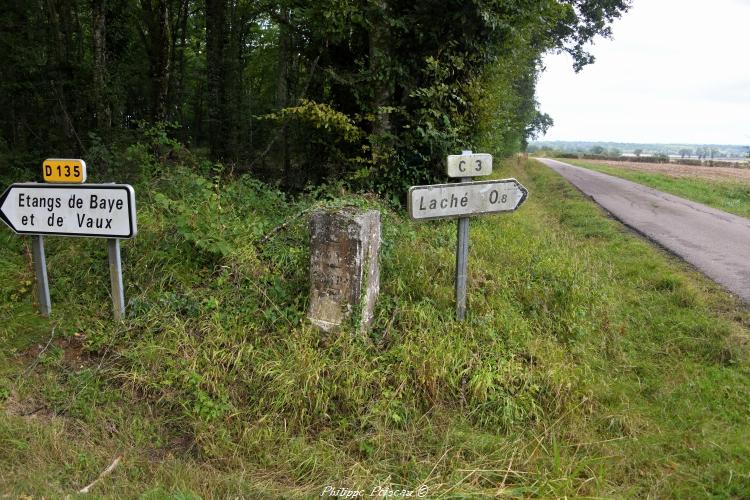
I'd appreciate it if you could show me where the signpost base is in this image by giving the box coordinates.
[32,235,51,317]
[108,238,125,320]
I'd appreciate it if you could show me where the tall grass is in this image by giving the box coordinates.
[0,158,748,497]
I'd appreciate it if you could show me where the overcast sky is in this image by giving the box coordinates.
[536,0,750,145]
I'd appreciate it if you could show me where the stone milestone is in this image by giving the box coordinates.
[307,208,381,333]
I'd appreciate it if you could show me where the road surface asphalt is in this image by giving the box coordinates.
[537,158,750,303]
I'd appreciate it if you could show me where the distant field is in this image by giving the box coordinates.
[562,158,750,219]
[572,158,750,183]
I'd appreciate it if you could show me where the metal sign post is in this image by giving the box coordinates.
[408,151,528,321]
[455,176,471,320]
[455,150,472,320]
[108,238,125,320]
[31,235,51,317]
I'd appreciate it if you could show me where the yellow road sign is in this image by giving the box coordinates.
[43,159,87,183]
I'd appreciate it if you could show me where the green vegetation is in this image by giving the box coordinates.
[1,0,630,194]
[567,159,750,219]
[9,2,748,498]
[2,157,749,497]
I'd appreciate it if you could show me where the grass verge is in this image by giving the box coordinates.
[0,158,748,497]
[561,158,750,218]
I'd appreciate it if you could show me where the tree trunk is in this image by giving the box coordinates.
[91,0,111,130]
[227,0,244,160]
[368,0,392,159]
[206,0,228,159]
[193,79,204,146]
[173,0,190,142]
[146,0,171,122]
[277,7,291,180]
[46,0,74,147]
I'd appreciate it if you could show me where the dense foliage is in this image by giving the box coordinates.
[1,0,628,194]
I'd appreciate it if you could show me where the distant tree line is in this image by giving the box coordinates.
[1,0,628,193]
[531,141,748,161]
[532,143,749,167]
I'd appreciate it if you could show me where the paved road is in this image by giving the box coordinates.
[538,158,750,303]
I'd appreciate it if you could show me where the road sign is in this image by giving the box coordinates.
[410,150,529,321]
[446,153,492,178]
[0,183,137,238]
[408,178,527,221]
[43,159,87,183]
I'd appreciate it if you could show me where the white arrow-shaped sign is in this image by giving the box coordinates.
[408,178,528,220]
[0,183,137,238]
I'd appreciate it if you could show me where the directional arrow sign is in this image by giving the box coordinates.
[408,178,527,220]
[0,183,137,238]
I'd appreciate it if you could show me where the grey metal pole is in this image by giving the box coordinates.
[455,148,474,321]
[455,177,471,321]
[108,238,125,320]
[31,235,51,317]
[455,217,470,319]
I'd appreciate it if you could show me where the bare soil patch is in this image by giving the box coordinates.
[3,389,57,420]
[575,159,750,183]
[21,332,91,369]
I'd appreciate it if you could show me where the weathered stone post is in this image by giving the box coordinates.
[307,208,381,334]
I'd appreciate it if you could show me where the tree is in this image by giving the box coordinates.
[0,0,631,194]
[634,148,643,157]
[140,0,172,121]
[205,0,228,159]
[91,0,111,130]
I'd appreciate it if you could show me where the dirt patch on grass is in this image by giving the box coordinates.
[3,389,58,420]
[576,159,750,183]
[21,332,92,369]
[4,332,97,422]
